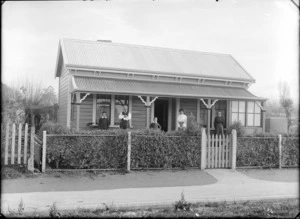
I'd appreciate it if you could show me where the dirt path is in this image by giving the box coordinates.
[2,169,217,193]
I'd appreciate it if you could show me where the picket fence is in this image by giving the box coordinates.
[2,123,40,171]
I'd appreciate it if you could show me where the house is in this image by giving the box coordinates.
[54,38,266,135]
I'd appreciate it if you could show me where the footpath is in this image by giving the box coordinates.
[1,169,298,214]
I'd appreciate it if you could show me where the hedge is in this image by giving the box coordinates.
[41,122,203,169]
[130,134,201,169]
[282,137,299,166]
[237,137,299,167]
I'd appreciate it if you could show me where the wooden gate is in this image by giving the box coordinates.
[206,134,232,168]
[2,123,38,171]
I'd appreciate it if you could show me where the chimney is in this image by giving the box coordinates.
[97,40,112,43]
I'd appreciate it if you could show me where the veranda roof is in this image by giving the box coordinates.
[57,38,255,82]
[71,76,265,100]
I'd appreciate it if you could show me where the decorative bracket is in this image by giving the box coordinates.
[75,92,90,103]
[255,101,265,112]
[138,96,159,107]
[200,99,218,109]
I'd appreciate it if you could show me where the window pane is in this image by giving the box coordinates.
[254,114,261,126]
[247,114,254,126]
[255,103,261,113]
[247,101,254,113]
[200,110,208,126]
[232,101,238,112]
[232,113,238,123]
[239,113,245,126]
[239,101,246,113]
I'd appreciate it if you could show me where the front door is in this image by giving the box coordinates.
[154,99,169,132]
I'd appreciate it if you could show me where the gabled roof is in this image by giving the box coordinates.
[55,38,255,83]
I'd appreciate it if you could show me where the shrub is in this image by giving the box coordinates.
[186,113,202,136]
[227,121,245,137]
[282,137,299,166]
[130,132,201,169]
[236,137,279,167]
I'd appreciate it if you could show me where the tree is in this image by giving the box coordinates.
[278,81,294,133]
[2,80,58,125]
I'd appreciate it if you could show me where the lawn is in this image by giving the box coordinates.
[6,199,299,218]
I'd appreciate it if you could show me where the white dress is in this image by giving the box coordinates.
[177,114,187,128]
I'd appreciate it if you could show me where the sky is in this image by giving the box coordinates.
[2,0,299,105]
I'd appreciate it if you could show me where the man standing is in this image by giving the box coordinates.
[177,108,187,130]
[119,105,131,129]
[214,111,225,136]
[98,111,109,130]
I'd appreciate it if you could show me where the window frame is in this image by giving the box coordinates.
[246,101,262,127]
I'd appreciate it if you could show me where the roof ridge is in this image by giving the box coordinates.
[61,38,232,57]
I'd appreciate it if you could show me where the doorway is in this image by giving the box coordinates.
[154,99,169,132]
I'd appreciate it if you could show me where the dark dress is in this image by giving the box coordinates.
[150,122,161,130]
[120,111,130,129]
[214,116,224,135]
[98,117,109,130]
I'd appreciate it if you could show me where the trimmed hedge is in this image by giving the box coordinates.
[237,137,299,167]
[131,134,201,169]
[42,122,203,169]
[282,137,299,166]
[237,137,279,167]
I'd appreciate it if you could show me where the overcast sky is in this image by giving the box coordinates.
[2,0,299,104]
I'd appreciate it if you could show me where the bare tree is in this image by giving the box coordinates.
[278,81,294,133]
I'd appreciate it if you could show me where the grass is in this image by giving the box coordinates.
[1,165,36,179]
[4,198,299,218]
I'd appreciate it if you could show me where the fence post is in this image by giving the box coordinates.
[24,123,28,164]
[27,126,35,172]
[17,123,22,164]
[11,123,16,165]
[278,134,282,169]
[201,128,207,170]
[127,131,132,172]
[4,123,9,165]
[42,131,47,173]
[231,129,237,170]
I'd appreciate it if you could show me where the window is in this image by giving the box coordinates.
[200,100,208,127]
[114,95,129,125]
[247,101,261,126]
[214,100,227,128]
[231,101,246,126]
[96,94,111,123]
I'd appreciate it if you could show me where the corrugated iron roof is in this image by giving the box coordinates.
[72,76,264,100]
[60,38,255,82]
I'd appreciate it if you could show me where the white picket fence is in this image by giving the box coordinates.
[2,123,39,171]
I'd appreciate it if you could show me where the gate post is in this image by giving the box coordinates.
[42,131,47,173]
[200,128,207,170]
[278,134,282,169]
[27,126,35,172]
[127,131,132,172]
[231,129,237,170]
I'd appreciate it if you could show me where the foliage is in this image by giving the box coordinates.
[237,136,299,167]
[237,137,279,167]
[43,123,202,169]
[278,81,294,133]
[282,137,299,166]
[186,113,203,136]
[2,80,58,125]
[174,192,192,211]
[227,121,245,137]
[49,202,61,218]
[131,132,201,169]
